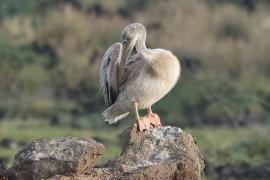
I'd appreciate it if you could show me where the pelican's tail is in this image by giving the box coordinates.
[102,105,129,124]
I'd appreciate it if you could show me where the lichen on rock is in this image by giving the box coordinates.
[105,125,204,179]
[8,137,105,180]
[7,125,204,180]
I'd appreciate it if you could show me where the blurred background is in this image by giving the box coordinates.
[0,0,270,179]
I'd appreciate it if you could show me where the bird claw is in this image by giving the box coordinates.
[136,113,161,131]
[137,117,151,131]
[148,113,161,127]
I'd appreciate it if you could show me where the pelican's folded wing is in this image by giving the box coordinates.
[100,43,123,108]
[119,55,145,91]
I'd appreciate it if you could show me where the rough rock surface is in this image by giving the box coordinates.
[7,125,204,180]
[52,125,204,180]
[106,125,204,179]
[8,137,104,180]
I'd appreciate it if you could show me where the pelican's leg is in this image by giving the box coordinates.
[134,102,150,131]
[147,107,161,127]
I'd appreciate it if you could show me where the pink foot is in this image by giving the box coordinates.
[137,117,151,131]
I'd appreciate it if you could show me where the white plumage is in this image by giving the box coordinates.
[100,23,181,131]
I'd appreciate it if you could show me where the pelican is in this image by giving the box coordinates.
[100,23,180,131]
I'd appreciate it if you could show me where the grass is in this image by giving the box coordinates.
[1,119,270,169]
[0,0,270,175]
[0,119,125,167]
[187,125,270,166]
[1,1,270,126]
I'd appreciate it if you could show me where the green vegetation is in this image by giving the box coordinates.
[0,119,125,166]
[0,0,270,178]
[1,120,269,169]
[0,0,270,126]
[188,126,270,166]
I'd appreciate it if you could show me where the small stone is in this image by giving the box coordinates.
[8,137,105,180]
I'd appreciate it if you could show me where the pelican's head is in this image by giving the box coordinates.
[121,23,145,43]
[121,23,146,62]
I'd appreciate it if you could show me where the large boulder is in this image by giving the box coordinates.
[7,125,204,180]
[105,125,204,179]
[53,125,204,180]
[8,137,105,180]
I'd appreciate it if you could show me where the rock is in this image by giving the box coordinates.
[52,168,118,180]
[106,125,204,180]
[8,125,204,180]
[8,137,105,180]
[53,125,204,180]
[0,159,7,180]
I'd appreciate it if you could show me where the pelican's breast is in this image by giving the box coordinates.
[149,49,180,82]
[137,49,181,108]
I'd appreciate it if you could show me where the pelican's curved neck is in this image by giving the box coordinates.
[135,30,150,58]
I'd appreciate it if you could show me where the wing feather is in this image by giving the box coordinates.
[119,55,145,91]
[100,43,122,108]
